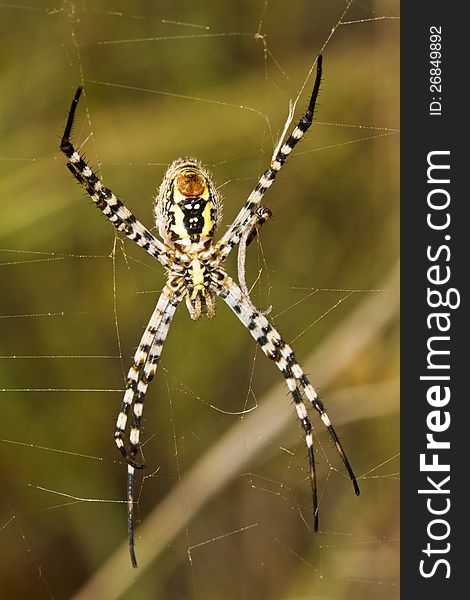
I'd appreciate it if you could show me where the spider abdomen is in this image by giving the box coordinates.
[155,157,222,249]
[171,197,213,239]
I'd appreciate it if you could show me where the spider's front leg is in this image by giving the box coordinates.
[60,87,170,267]
[214,274,359,530]
[114,278,184,567]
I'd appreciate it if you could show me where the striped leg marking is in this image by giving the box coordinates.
[60,87,170,267]
[216,275,359,529]
[113,281,182,568]
[237,206,273,316]
[217,56,323,260]
[113,286,179,467]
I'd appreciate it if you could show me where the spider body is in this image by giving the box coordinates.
[60,55,359,569]
[155,157,222,318]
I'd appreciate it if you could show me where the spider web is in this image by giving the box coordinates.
[0,1,399,598]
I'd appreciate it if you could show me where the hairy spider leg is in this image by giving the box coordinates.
[115,282,184,567]
[215,274,360,530]
[60,87,170,267]
[218,55,323,260]
[237,206,273,315]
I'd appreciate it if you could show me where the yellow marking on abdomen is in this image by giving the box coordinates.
[169,204,188,239]
[201,202,215,238]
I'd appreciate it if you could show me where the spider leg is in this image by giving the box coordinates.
[214,274,359,530]
[60,87,170,267]
[245,207,273,247]
[113,278,184,567]
[237,207,273,316]
[217,55,323,261]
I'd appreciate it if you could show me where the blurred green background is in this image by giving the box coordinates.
[0,1,399,599]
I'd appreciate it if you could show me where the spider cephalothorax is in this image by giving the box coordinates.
[60,55,359,569]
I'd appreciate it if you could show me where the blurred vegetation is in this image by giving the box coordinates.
[0,1,399,599]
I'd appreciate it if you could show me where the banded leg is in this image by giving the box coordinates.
[60,87,170,267]
[215,274,359,529]
[217,55,323,261]
[126,293,179,568]
[114,282,182,465]
[244,206,273,247]
[114,281,183,567]
[237,206,273,315]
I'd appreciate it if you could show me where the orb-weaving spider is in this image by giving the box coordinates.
[60,55,359,568]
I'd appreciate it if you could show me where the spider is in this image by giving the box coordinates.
[60,55,359,568]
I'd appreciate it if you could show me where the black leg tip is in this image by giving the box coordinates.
[74,86,84,102]
[130,547,138,568]
[353,479,360,496]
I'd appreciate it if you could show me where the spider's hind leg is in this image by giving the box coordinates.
[60,86,170,267]
[245,206,272,246]
[216,55,323,262]
[237,207,273,316]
